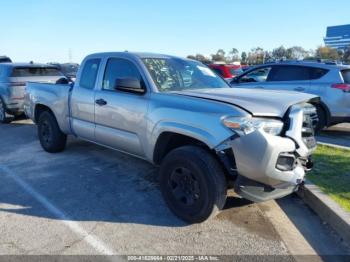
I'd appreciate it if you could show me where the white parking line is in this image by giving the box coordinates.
[0,165,116,255]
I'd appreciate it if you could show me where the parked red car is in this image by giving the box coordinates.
[208,64,243,79]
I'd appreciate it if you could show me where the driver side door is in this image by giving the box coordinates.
[94,58,149,157]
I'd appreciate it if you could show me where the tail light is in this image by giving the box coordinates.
[331,83,350,92]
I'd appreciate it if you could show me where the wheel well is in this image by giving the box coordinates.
[311,101,330,126]
[34,104,53,123]
[153,132,210,165]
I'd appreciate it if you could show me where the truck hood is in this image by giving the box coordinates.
[174,88,319,117]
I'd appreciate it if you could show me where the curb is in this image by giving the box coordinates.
[297,181,350,245]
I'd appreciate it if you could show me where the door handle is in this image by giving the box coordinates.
[294,87,305,91]
[255,86,264,89]
[95,98,107,106]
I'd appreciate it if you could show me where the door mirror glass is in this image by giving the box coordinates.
[114,78,145,94]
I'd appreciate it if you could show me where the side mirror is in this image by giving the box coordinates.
[114,78,145,94]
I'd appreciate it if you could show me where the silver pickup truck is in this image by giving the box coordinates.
[25,52,319,223]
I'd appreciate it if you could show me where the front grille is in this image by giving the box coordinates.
[301,104,318,149]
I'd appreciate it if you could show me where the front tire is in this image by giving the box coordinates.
[38,111,67,153]
[160,146,227,223]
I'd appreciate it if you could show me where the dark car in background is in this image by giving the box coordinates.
[0,56,12,63]
[230,61,350,130]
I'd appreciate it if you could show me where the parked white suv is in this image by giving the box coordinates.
[230,61,350,130]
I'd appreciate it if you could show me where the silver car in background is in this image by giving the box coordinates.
[230,61,350,130]
[0,63,64,123]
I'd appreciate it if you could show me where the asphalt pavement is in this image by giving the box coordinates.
[0,119,349,259]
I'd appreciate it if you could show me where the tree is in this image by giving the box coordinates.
[272,46,287,60]
[343,46,350,63]
[187,54,211,64]
[286,46,308,60]
[264,51,273,62]
[247,47,265,65]
[211,49,226,62]
[228,48,239,62]
[316,46,340,61]
[241,52,247,64]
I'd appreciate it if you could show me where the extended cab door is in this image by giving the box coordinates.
[93,57,149,157]
[70,58,101,140]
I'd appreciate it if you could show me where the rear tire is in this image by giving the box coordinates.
[0,99,14,124]
[315,106,327,133]
[38,111,67,153]
[160,145,227,223]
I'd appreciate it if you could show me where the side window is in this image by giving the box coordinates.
[309,67,329,80]
[269,66,310,81]
[80,59,101,89]
[239,67,272,83]
[103,58,143,91]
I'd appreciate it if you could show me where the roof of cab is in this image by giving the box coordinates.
[85,51,186,60]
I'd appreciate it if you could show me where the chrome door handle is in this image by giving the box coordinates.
[95,98,107,106]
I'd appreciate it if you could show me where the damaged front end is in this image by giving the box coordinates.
[215,103,318,202]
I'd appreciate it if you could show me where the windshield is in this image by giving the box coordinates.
[142,58,229,92]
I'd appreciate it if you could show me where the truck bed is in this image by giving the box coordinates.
[24,82,72,134]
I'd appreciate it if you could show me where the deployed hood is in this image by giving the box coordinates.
[174,88,319,118]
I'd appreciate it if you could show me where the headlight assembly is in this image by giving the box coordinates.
[222,116,284,136]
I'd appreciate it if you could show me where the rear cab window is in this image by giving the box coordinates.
[341,69,350,84]
[80,59,101,89]
[11,67,62,77]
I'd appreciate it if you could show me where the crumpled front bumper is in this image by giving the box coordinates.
[231,130,309,188]
[216,104,317,202]
[229,129,314,202]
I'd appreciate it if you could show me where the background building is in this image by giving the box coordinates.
[324,24,350,50]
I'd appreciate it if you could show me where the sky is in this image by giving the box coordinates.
[1,0,350,63]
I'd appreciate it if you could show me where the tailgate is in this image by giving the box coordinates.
[9,76,62,100]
